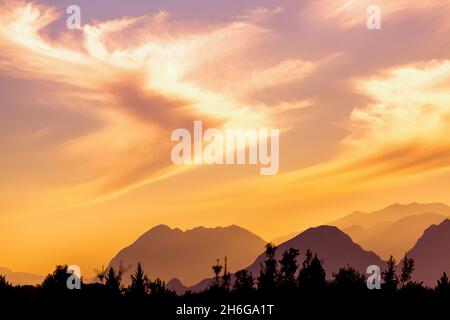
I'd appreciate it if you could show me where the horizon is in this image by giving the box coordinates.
[1,0,450,283]
[3,200,450,280]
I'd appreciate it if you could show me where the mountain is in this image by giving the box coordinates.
[166,278,188,295]
[107,224,266,286]
[331,202,450,230]
[271,231,301,245]
[356,213,449,259]
[189,225,385,292]
[330,202,450,259]
[0,267,43,285]
[407,219,450,287]
[246,225,385,278]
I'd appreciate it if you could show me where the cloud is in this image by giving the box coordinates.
[0,1,325,214]
[305,0,450,30]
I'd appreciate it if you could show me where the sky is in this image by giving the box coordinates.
[1,0,450,277]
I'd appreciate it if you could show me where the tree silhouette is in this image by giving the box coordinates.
[332,266,366,291]
[257,243,278,291]
[94,265,108,284]
[436,272,450,294]
[0,275,10,287]
[298,250,326,290]
[42,265,71,291]
[212,259,223,287]
[234,269,255,294]
[148,278,169,298]
[382,255,398,292]
[127,262,149,299]
[221,257,231,291]
[278,248,299,289]
[399,254,415,288]
[105,266,122,294]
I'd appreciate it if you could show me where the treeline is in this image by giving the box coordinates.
[1,243,450,318]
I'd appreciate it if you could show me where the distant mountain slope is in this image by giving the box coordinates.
[407,219,450,287]
[329,202,450,259]
[357,213,448,259]
[246,225,385,277]
[0,267,43,285]
[189,225,385,292]
[107,224,266,286]
[331,202,450,230]
[166,278,188,295]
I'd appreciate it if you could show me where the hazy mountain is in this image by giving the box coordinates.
[166,278,188,295]
[331,202,450,230]
[107,224,266,286]
[0,267,43,285]
[407,219,450,287]
[330,202,450,259]
[189,225,385,292]
[271,231,301,245]
[357,213,449,259]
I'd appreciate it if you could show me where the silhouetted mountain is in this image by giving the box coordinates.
[189,225,385,292]
[166,278,187,295]
[0,267,43,285]
[330,202,450,258]
[107,224,266,286]
[247,225,385,277]
[407,219,450,287]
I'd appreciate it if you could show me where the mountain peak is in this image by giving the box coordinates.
[407,218,450,286]
[108,224,266,286]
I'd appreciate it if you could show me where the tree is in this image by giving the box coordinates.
[234,269,255,294]
[148,278,169,298]
[212,259,223,287]
[278,248,300,289]
[127,262,149,299]
[382,255,398,291]
[94,265,108,284]
[298,250,326,290]
[105,266,122,294]
[221,257,231,291]
[257,243,278,291]
[436,272,450,294]
[399,254,415,288]
[42,265,70,291]
[332,266,366,291]
[0,275,11,290]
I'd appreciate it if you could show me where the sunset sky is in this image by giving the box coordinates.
[1,0,450,277]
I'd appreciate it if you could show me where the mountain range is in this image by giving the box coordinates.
[189,225,385,292]
[107,224,266,286]
[330,202,450,259]
[0,267,43,285]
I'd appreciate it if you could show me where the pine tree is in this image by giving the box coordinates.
[128,262,148,299]
[234,270,255,294]
[436,272,450,294]
[399,254,415,288]
[105,266,122,294]
[278,248,300,289]
[382,255,398,292]
[257,243,278,291]
[298,250,326,290]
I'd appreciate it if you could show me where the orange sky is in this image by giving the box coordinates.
[1,0,450,277]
